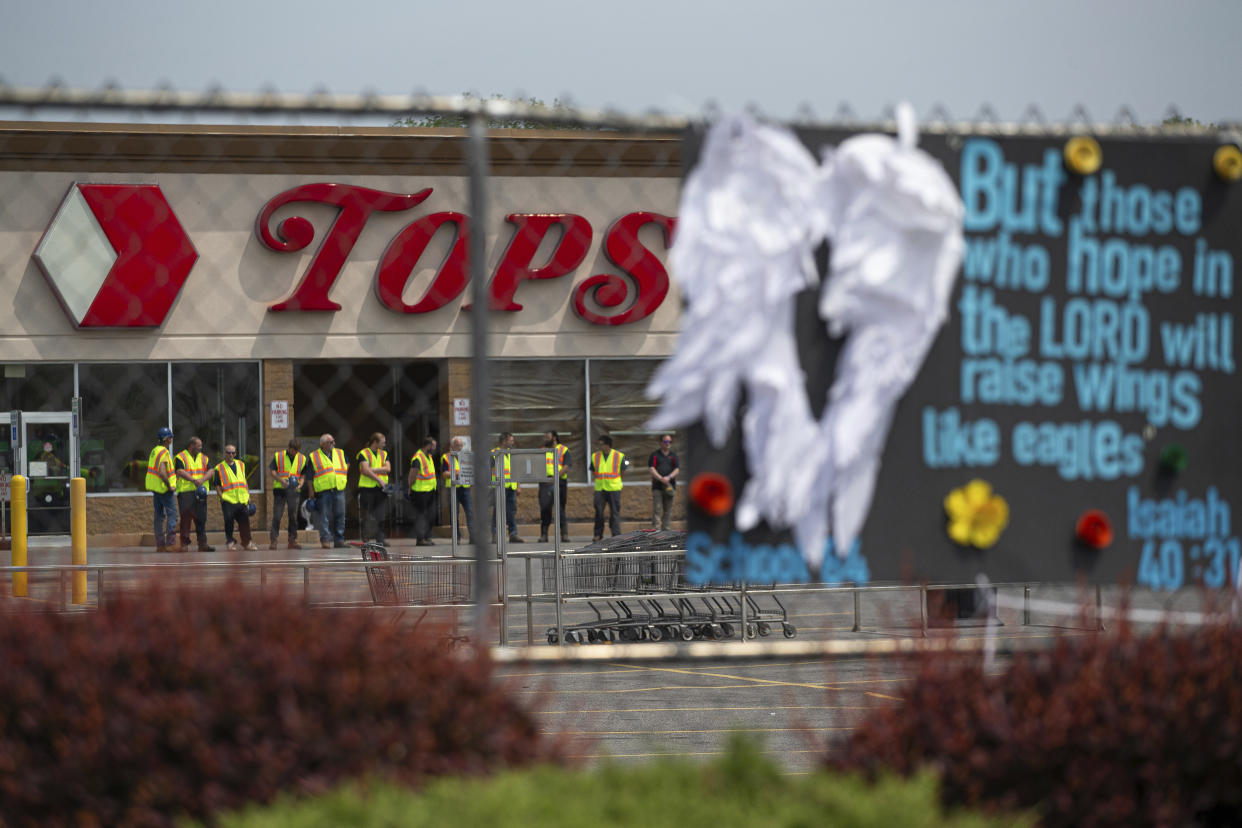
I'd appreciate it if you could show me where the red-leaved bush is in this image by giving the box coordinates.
[831,621,1242,827]
[0,582,561,827]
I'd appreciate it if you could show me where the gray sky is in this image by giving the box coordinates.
[2,0,1239,124]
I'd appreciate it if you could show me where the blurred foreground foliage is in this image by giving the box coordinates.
[0,582,560,827]
[833,620,1242,827]
[215,734,1029,828]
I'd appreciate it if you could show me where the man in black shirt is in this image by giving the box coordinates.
[648,433,679,531]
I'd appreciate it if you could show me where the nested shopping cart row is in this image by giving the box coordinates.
[540,531,796,645]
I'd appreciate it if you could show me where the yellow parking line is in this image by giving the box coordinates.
[570,748,825,759]
[672,659,851,671]
[533,704,880,714]
[516,683,794,694]
[608,662,836,691]
[501,667,662,679]
[555,727,850,736]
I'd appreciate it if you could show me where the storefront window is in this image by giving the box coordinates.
[588,359,669,483]
[79,363,169,493]
[490,360,587,480]
[0,363,74,411]
[172,362,262,489]
[0,364,75,479]
[293,361,439,476]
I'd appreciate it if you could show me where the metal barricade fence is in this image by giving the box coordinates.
[1,84,1237,649]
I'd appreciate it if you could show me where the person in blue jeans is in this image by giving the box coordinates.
[144,426,179,553]
[309,433,349,548]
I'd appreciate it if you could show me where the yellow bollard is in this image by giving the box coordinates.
[71,477,87,604]
[11,475,27,597]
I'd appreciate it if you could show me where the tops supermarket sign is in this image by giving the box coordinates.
[34,181,676,329]
[258,183,677,326]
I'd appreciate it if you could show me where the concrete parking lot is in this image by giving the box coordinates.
[4,536,1221,773]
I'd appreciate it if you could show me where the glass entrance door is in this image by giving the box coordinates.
[16,412,78,534]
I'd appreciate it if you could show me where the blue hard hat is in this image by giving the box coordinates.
[196,486,207,501]
[247,502,257,517]
[305,497,316,512]
[157,426,173,441]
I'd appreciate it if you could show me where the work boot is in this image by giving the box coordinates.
[416,539,434,547]
[199,544,216,552]
[538,535,548,543]
[287,540,301,550]
[269,541,279,551]
[509,535,525,544]
[155,545,169,554]
[320,541,331,549]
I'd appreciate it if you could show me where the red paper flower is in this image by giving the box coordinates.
[689,472,734,517]
[1075,509,1114,549]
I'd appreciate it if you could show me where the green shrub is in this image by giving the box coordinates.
[832,622,1242,827]
[0,582,559,827]
[217,734,1030,827]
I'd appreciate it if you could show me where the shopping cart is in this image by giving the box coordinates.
[544,530,795,644]
[358,541,473,606]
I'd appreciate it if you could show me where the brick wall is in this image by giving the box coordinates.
[260,359,296,528]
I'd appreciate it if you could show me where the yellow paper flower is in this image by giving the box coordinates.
[944,479,1009,549]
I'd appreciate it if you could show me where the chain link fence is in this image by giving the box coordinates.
[1,85,1239,631]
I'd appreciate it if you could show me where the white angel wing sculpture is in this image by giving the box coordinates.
[647,115,826,533]
[801,105,965,564]
[650,107,964,569]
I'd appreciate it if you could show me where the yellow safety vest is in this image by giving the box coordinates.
[491,451,517,490]
[592,449,625,492]
[442,452,469,488]
[272,451,306,489]
[410,450,437,492]
[173,449,210,494]
[356,448,388,488]
[545,444,569,480]
[310,448,348,493]
[215,460,250,505]
[145,445,173,494]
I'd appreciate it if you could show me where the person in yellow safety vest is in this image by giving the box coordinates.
[590,434,629,541]
[145,426,179,553]
[215,444,257,552]
[441,436,473,543]
[539,430,572,543]
[357,432,391,546]
[489,431,523,544]
[269,438,307,551]
[309,433,349,549]
[407,435,438,547]
[174,435,216,553]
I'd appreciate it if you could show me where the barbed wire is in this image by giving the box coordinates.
[0,82,1239,137]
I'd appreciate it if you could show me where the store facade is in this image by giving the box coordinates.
[0,122,683,538]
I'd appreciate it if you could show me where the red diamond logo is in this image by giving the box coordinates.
[33,184,198,328]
